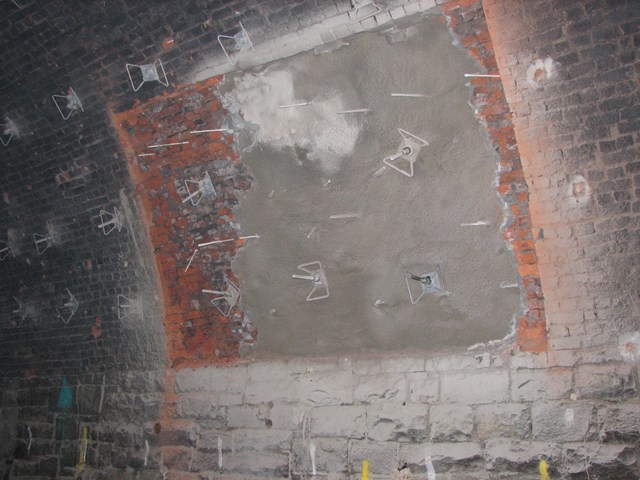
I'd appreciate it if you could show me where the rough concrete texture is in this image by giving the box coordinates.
[229,15,519,356]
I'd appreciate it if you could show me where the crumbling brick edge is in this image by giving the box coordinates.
[442,0,547,352]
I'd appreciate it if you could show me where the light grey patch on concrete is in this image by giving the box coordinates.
[230,16,518,356]
[430,405,473,442]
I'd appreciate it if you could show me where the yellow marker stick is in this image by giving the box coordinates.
[74,427,89,479]
[362,460,369,480]
[539,459,550,480]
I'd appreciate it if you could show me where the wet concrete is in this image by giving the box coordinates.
[227,15,519,357]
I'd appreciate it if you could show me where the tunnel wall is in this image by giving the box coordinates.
[0,0,638,478]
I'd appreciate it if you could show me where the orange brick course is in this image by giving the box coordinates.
[111,76,254,368]
[443,0,547,352]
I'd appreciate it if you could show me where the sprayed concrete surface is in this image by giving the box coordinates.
[227,15,519,357]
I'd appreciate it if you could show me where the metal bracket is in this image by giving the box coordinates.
[292,261,329,301]
[183,171,216,206]
[56,288,79,324]
[126,59,169,92]
[98,207,123,235]
[117,294,142,320]
[202,277,240,317]
[12,296,26,327]
[349,0,382,23]
[0,239,15,261]
[383,129,429,178]
[217,22,254,66]
[33,224,54,255]
[1,116,20,147]
[404,267,449,305]
[52,87,83,120]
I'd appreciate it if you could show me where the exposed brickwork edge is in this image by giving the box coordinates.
[442,0,547,352]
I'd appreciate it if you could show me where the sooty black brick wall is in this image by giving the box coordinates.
[0,0,355,378]
[0,1,353,477]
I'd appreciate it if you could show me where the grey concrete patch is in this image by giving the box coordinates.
[229,15,518,357]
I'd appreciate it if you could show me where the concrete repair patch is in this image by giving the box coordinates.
[226,15,519,357]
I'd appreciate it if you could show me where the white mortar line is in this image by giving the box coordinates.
[198,235,260,247]
[184,249,198,272]
[190,129,233,134]
[337,108,370,114]
[464,73,500,78]
[391,93,427,97]
[147,141,189,149]
[310,442,317,476]
[460,220,490,227]
[278,102,312,108]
